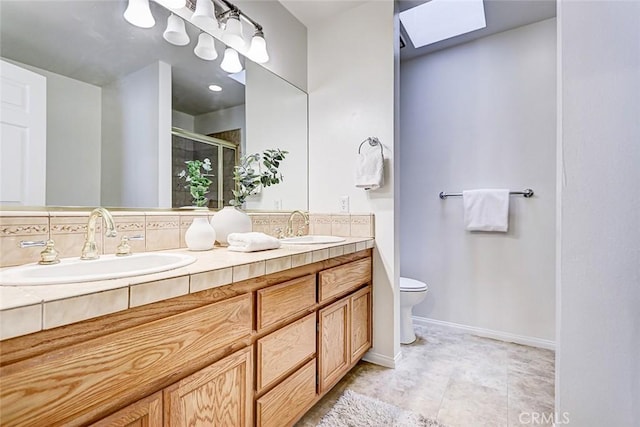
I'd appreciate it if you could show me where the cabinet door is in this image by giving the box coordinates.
[90,392,162,427]
[164,347,252,427]
[350,286,372,363]
[318,298,350,393]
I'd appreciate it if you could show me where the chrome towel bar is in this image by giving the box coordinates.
[439,188,534,199]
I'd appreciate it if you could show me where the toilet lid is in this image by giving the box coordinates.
[400,277,428,292]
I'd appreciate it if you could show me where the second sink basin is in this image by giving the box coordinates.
[0,252,197,286]
[280,235,346,245]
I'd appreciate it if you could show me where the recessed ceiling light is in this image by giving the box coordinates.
[208,84,222,92]
[400,0,486,48]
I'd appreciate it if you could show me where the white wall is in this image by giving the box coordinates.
[245,61,308,211]
[5,59,102,206]
[101,61,172,208]
[172,110,194,132]
[194,105,246,149]
[308,0,398,365]
[557,1,640,424]
[400,19,557,343]
[235,0,307,91]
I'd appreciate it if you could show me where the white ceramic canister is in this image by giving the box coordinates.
[210,206,252,245]
[184,217,216,250]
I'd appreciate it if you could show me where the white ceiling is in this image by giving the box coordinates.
[0,0,246,115]
[279,0,556,60]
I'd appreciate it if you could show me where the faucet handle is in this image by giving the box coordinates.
[19,239,60,264]
[38,240,60,265]
[115,235,144,257]
[273,227,286,239]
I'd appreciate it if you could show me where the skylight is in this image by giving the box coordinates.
[400,0,487,48]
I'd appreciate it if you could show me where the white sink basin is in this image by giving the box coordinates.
[0,253,197,286]
[280,235,346,245]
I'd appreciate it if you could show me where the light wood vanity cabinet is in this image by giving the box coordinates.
[90,392,163,427]
[318,286,372,393]
[0,249,372,427]
[164,347,253,427]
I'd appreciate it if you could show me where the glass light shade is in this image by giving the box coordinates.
[194,33,218,61]
[163,14,190,46]
[123,0,155,28]
[220,48,243,73]
[156,0,186,8]
[191,0,215,27]
[248,33,269,63]
[222,13,245,49]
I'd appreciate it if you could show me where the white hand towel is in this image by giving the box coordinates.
[227,232,281,252]
[355,149,384,190]
[462,189,510,232]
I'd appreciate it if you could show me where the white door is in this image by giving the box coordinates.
[0,59,46,206]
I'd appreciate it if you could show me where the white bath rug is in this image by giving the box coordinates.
[316,389,446,427]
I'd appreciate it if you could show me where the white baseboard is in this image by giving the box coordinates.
[412,316,556,350]
[362,350,402,368]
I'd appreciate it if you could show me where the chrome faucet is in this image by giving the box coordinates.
[81,207,117,260]
[286,210,309,237]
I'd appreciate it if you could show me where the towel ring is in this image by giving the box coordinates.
[358,137,383,157]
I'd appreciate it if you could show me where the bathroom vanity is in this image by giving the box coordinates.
[0,240,373,426]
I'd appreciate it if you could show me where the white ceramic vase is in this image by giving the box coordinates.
[184,217,216,251]
[210,206,252,245]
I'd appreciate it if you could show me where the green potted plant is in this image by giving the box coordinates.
[230,148,288,207]
[211,149,288,245]
[178,158,213,208]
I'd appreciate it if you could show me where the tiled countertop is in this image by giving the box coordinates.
[0,237,374,340]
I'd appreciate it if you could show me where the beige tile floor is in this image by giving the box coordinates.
[297,324,555,427]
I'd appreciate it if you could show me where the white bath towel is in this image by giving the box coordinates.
[462,189,510,232]
[355,148,384,190]
[227,232,281,252]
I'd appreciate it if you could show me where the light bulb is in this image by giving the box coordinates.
[247,31,269,63]
[123,0,155,29]
[191,0,216,27]
[222,11,245,49]
[194,33,218,61]
[163,14,190,46]
[220,48,243,73]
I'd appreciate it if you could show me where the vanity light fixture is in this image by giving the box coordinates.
[123,0,155,28]
[190,0,216,27]
[163,13,190,46]
[220,47,243,73]
[208,84,222,92]
[194,32,218,60]
[247,29,269,64]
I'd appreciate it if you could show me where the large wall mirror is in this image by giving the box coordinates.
[0,0,308,211]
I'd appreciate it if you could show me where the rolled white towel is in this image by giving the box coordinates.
[227,232,281,252]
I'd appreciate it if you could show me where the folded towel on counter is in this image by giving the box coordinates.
[227,232,281,252]
[355,147,384,190]
[462,189,510,232]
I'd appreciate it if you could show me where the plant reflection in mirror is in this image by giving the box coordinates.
[178,158,213,207]
[231,149,288,207]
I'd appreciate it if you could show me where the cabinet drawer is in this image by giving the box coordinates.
[257,274,316,332]
[256,359,317,427]
[318,257,371,303]
[256,313,316,393]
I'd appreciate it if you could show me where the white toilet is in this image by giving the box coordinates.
[400,277,429,344]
